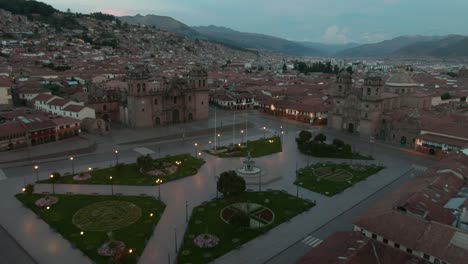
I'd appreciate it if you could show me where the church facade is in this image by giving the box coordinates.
[122,66,209,128]
[329,71,431,141]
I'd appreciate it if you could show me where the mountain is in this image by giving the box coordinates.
[192,25,320,56]
[393,35,468,58]
[336,35,445,57]
[119,14,199,38]
[299,41,361,56]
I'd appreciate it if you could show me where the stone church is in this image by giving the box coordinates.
[121,65,209,128]
[329,71,431,138]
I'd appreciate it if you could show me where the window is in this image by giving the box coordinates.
[198,80,201,87]
[188,96,191,102]
[383,238,388,244]
[142,108,145,112]
[394,243,400,249]
[154,98,158,105]
[173,96,177,104]
[203,80,206,87]
[201,101,204,105]
[406,248,412,254]
[367,88,371,96]
[103,104,107,111]
[338,85,342,92]
[364,113,368,119]
[372,234,377,239]
[423,254,430,260]
[365,104,369,108]
[137,83,141,92]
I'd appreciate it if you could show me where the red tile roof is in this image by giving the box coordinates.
[0,121,26,137]
[62,104,85,112]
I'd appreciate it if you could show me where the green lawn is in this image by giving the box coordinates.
[295,163,384,196]
[177,191,314,264]
[206,136,282,158]
[301,148,373,160]
[16,193,165,264]
[38,154,205,186]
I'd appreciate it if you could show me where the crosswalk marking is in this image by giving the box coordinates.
[0,169,7,181]
[301,236,323,247]
[133,147,155,156]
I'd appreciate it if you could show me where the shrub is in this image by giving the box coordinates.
[24,184,34,195]
[217,171,246,197]
[50,171,61,182]
[314,133,327,142]
[332,139,345,148]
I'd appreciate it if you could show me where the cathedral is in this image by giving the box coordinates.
[329,71,432,138]
[121,65,210,128]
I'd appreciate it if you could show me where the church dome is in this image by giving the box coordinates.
[386,71,418,87]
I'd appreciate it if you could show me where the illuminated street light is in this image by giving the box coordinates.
[156,178,163,200]
[50,174,55,194]
[114,150,119,165]
[109,176,114,195]
[34,165,39,182]
[70,156,75,175]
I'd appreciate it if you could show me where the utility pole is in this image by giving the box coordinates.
[233,110,236,146]
[214,106,217,151]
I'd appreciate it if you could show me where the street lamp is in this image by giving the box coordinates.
[185,200,189,223]
[70,156,75,175]
[263,126,266,139]
[198,152,202,158]
[109,176,114,195]
[217,133,221,149]
[50,174,55,194]
[34,165,39,182]
[194,143,198,157]
[156,178,162,200]
[240,130,244,145]
[114,150,119,165]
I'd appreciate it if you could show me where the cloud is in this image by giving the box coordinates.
[322,25,352,44]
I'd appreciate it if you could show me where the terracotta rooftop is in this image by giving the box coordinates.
[62,104,85,113]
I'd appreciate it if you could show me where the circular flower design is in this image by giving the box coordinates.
[97,241,125,257]
[35,196,59,207]
[193,234,219,248]
[73,173,91,182]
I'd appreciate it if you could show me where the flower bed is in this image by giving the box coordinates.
[255,208,274,222]
[97,241,126,257]
[193,234,219,249]
[35,196,59,207]
[73,173,92,182]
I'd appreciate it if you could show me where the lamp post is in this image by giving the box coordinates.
[174,227,178,253]
[114,150,119,166]
[198,152,202,159]
[263,126,266,139]
[295,162,299,197]
[34,165,39,182]
[194,143,198,158]
[70,156,75,175]
[185,200,189,223]
[109,176,114,195]
[217,133,221,149]
[258,173,262,192]
[240,130,244,146]
[50,174,55,194]
[156,178,162,200]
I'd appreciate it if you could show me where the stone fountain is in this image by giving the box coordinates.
[236,151,279,185]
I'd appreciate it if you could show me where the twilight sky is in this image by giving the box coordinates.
[41,0,468,44]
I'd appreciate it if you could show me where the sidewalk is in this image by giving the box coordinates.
[0,137,96,165]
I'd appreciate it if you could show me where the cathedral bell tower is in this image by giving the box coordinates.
[331,71,353,98]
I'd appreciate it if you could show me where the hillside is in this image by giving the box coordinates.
[299,41,361,56]
[192,25,320,56]
[336,35,445,57]
[119,14,199,38]
[393,35,468,58]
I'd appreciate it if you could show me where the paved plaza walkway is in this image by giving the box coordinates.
[0,109,437,264]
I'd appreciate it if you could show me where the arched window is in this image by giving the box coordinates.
[103,104,107,111]
[154,98,158,105]
[137,83,141,93]
[188,96,191,102]
[198,80,201,87]
[173,96,177,104]
[202,80,206,87]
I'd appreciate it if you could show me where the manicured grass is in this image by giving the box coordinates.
[177,191,314,264]
[16,193,165,264]
[38,154,205,186]
[295,163,384,196]
[301,147,373,160]
[206,136,282,158]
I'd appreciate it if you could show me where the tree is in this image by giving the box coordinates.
[296,130,312,145]
[332,139,345,148]
[24,184,34,195]
[314,133,327,143]
[136,154,153,172]
[50,171,61,182]
[282,63,287,72]
[346,66,354,74]
[441,92,451,100]
[217,171,246,197]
